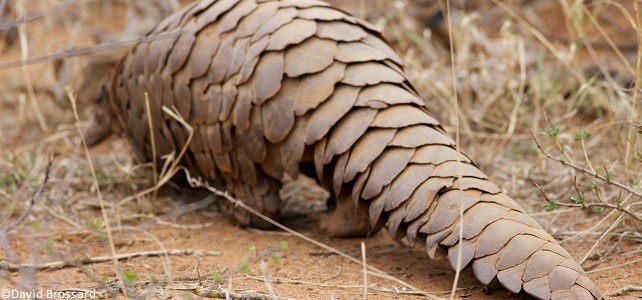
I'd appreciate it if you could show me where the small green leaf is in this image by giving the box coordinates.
[575,130,591,140]
[635,152,642,161]
[271,255,282,265]
[123,269,138,286]
[543,127,560,138]
[240,263,249,273]
[592,207,603,213]
[543,201,557,210]
[30,221,40,231]
[43,239,53,248]
[280,241,289,251]
[570,193,587,204]
[212,272,222,283]
[605,170,613,181]
[586,181,599,188]
[87,219,102,231]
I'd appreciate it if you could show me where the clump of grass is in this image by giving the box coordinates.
[202,242,287,298]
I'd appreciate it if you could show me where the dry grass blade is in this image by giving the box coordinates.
[443,1,464,299]
[628,0,642,169]
[115,104,193,207]
[67,85,126,296]
[17,0,47,131]
[361,241,367,300]
[259,260,277,300]
[144,92,158,202]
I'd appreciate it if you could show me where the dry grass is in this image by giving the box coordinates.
[1,0,641,298]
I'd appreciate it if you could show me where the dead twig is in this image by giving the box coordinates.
[608,285,642,297]
[587,256,642,275]
[0,0,77,31]
[242,274,467,296]
[155,217,214,230]
[532,131,642,223]
[0,30,183,70]
[0,249,220,272]
[204,286,294,300]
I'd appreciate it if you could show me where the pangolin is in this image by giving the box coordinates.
[85,0,603,299]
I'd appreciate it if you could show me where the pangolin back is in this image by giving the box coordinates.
[90,0,603,299]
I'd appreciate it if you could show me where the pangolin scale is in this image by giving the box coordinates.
[85,0,603,299]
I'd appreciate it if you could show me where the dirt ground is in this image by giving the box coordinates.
[1,0,641,299]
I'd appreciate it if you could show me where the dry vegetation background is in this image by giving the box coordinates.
[1,0,641,299]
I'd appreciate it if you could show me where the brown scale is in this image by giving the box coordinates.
[85,0,603,299]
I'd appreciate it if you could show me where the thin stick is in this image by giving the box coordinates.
[627,0,642,168]
[532,131,642,199]
[533,182,642,223]
[243,275,466,295]
[0,0,76,31]
[361,241,367,300]
[67,86,126,296]
[580,137,596,174]
[589,257,642,274]
[505,37,526,137]
[17,0,47,131]
[144,93,159,202]
[0,249,220,272]
[116,105,194,207]
[608,285,642,297]
[160,106,194,183]
[0,30,183,70]
[444,0,464,299]
[260,260,277,300]
[579,213,624,265]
